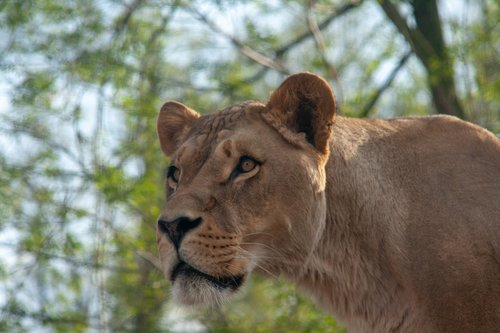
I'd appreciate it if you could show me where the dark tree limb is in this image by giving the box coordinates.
[307,1,340,83]
[114,0,145,34]
[379,0,465,118]
[411,0,465,119]
[187,6,290,74]
[0,307,94,327]
[360,50,412,117]
[244,0,364,83]
[4,243,138,272]
[276,0,364,57]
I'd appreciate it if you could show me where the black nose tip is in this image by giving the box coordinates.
[158,216,202,248]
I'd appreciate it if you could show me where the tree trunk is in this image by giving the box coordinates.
[380,0,465,119]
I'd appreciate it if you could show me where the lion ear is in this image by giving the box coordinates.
[266,72,336,154]
[157,101,201,156]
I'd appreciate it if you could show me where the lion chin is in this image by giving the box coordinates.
[170,261,245,306]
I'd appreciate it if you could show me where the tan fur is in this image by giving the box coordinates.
[157,101,200,156]
[156,73,500,332]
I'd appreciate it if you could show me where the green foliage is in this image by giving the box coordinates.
[201,276,345,333]
[0,0,497,332]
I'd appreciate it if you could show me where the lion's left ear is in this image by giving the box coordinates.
[157,101,200,156]
[266,72,336,154]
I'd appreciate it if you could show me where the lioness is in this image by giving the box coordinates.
[156,73,500,332]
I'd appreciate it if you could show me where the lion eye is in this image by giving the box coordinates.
[167,165,180,183]
[239,157,256,173]
[229,156,262,180]
[229,156,260,181]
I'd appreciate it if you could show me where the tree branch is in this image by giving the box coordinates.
[307,1,342,93]
[379,0,465,118]
[1,306,96,327]
[379,0,437,65]
[0,242,137,273]
[114,0,145,34]
[360,50,412,117]
[187,6,289,74]
[276,0,364,57]
[244,0,363,83]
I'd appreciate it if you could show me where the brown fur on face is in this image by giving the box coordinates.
[156,73,500,332]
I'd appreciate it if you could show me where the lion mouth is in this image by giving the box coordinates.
[171,261,244,290]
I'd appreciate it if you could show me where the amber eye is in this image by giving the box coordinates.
[229,156,260,181]
[167,166,180,183]
[239,157,256,173]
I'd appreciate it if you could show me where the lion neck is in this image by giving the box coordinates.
[291,117,413,331]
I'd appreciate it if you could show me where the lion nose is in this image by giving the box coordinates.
[158,216,202,249]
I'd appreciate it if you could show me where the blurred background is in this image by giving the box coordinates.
[0,0,498,332]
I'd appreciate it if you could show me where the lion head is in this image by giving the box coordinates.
[156,73,336,305]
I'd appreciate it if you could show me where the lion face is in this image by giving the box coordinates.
[156,73,336,305]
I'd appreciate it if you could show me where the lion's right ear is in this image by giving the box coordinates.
[157,101,200,156]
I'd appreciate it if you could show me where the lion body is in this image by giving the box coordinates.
[304,115,500,332]
[156,73,500,332]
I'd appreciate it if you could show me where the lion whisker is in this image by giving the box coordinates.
[242,231,277,238]
[237,245,283,259]
[239,242,283,256]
